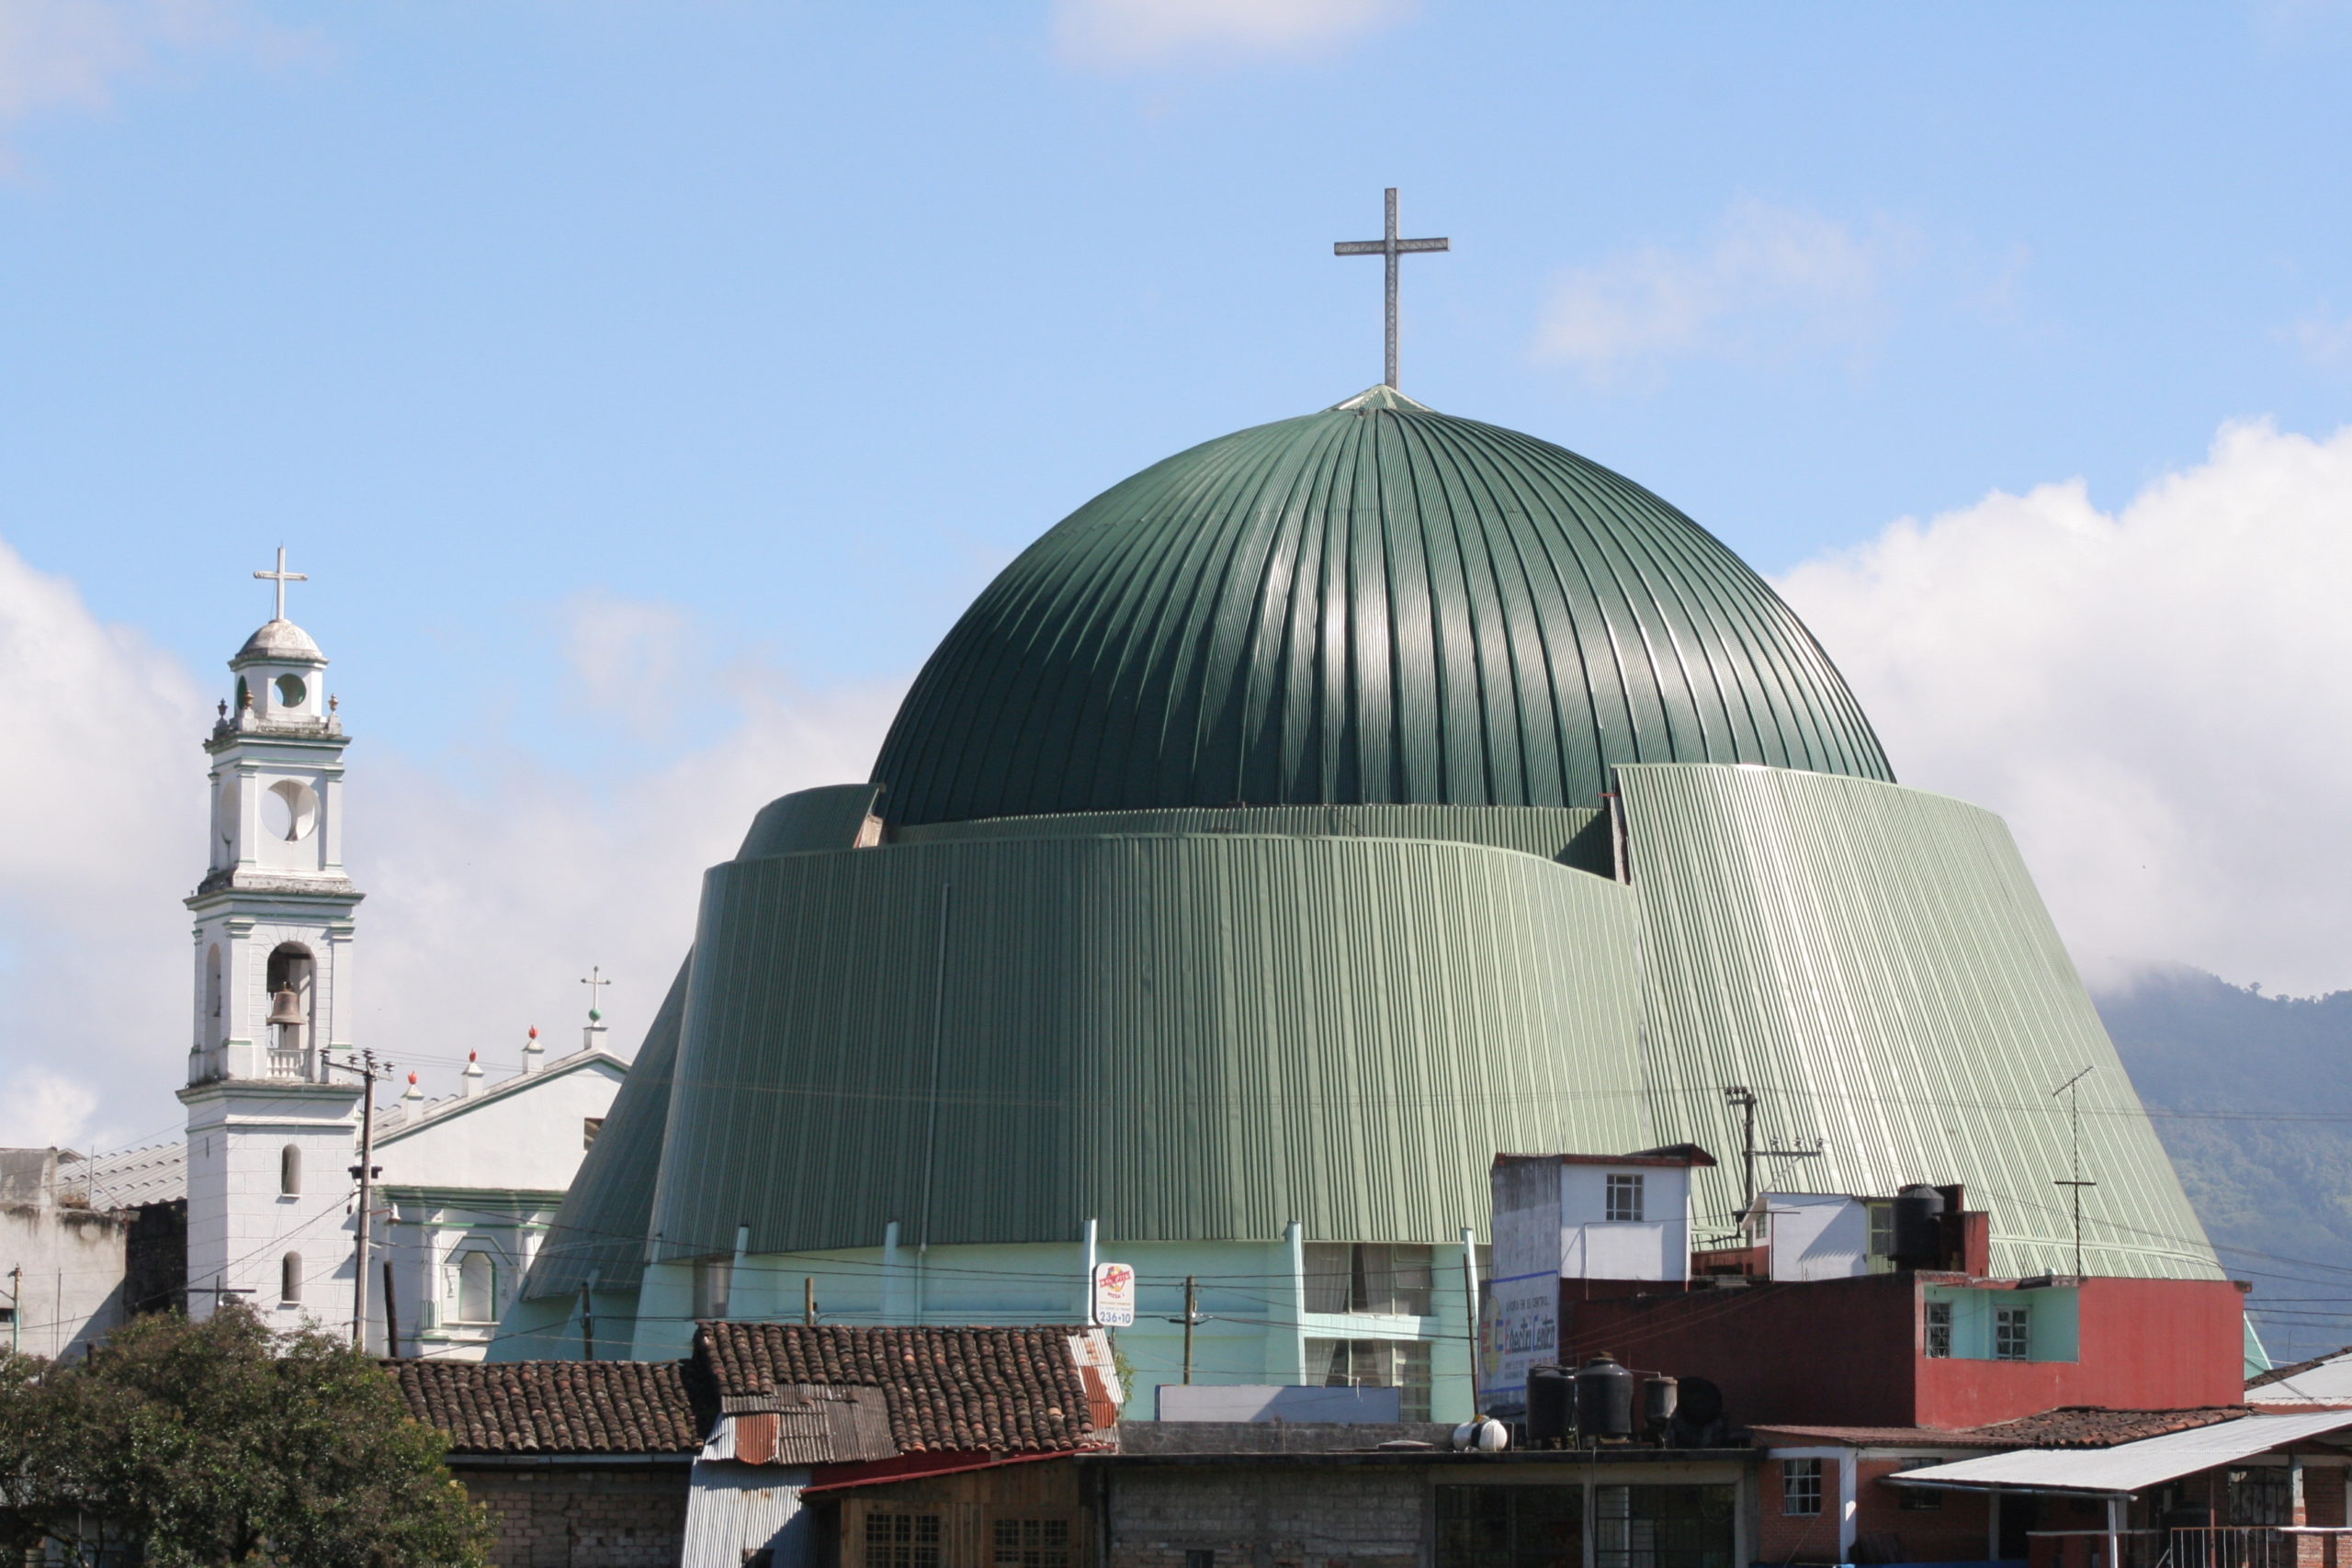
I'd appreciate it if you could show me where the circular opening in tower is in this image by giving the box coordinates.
[264,780,319,841]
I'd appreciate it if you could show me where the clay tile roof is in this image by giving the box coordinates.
[2250,1348,2352,1391]
[696,1323,1097,1455]
[390,1359,707,1455]
[1966,1406,2255,1448]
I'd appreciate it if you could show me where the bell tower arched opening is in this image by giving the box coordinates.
[265,944,316,1077]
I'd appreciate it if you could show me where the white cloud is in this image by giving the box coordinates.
[1775,418,2352,998]
[2287,306,2352,367]
[1054,0,1410,66]
[0,0,309,168]
[0,536,897,1150]
[1537,199,1920,382]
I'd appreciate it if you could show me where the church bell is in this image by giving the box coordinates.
[266,987,305,1028]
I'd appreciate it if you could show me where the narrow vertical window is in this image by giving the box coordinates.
[1782,1457,1823,1516]
[1925,1300,1952,1358]
[279,1145,301,1196]
[693,1257,731,1320]
[280,1252,302,1304]
[1605,1174,1645,1223]
[458,1251,496,1323]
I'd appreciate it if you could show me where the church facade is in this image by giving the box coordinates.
[503,387,2222,1424]
[136,568,630,1359]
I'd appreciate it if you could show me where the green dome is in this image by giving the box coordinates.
[873,388,1890,826]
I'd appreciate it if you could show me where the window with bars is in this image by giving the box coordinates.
[1305,1337,1433,1420]
[1896,1459,1944,1510]
[1782,1459,1824,1517]
[1595,1484,1737,1568]
[1435,1483,1583,1568]
[1605,1174,1645,1224]
[865,1514,941,1568]
[1924,1300,1952,1359]
[990,1519,1069,1568]
[1995,1305,2030,1361]
[1302,1243,1435,1316]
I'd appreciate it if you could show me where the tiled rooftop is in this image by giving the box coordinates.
[697,1323,1101,1454]
[1968,1405,2254,1448]
[390,1359,707,1455]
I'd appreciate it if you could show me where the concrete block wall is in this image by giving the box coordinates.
[457,1465,690,1568]
[1106,1466,1424,1568]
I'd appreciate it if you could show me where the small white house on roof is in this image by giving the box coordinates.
[1484,1145,1716,1409]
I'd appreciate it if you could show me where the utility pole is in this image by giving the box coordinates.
[580,1280,596,1361]
[330,1049,386,1351]
[1181,1277,1200,1384]
[6,1265,18,1354]
[2051,1067,2097,1278]
[1460,1227,1482,1420]
[1723,1085,1823,1235]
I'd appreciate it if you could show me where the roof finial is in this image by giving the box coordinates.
[253,545,307,623]
[1334,187,1450,390]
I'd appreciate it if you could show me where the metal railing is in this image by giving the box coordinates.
[2031,1526,2352,1568]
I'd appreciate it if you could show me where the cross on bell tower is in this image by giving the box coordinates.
[1334,187,1451,390]
[254,546,307,623]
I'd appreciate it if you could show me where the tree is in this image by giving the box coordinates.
[0,1303,489,1568]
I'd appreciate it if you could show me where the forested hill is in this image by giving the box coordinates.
[2097,964,2352,1364]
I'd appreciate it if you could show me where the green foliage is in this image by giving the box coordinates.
[2098,964,2352,1363]
[0,1303,489,1568]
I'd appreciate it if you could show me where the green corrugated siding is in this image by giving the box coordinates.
[646,833,1647,1258]
[895,803,1611,874]
[872,399,1890,827]
[739,783,881,858]
[521,957,688,1300]
[1618,764,2221,1280]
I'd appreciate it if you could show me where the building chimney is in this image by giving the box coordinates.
[460,1051,483,1100]
[521,1025,543,1077]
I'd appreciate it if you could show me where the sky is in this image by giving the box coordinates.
[5,0,2352,1149]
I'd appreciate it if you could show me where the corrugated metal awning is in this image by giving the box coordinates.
[1891,1412,2352,1495]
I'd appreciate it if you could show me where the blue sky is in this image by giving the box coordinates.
[7,2,2352,770]
[8,0,2352,1143]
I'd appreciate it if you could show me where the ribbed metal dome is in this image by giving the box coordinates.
[873,388,1891,826]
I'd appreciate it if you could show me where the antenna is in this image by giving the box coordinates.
[2051,1066,2096,1278]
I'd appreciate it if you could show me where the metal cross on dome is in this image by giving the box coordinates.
[1334,187,1450,390]
[253,546,307,623]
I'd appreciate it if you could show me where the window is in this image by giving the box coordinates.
[582,1118,604,1150]
[279,1145,301,1197]
[1895,1460,1943,1510]
[1995,1305,2030,1361]
[1596,1484,1736,1568]
[2228,1468,2291,1527]
[1302,1242,1434,1316]
[204,946,223,1044]
[1924,1300,1952,1359]
[1436,1484,1583,1568]
[280,1251,302,1305]
[1868,1202,1894,1258]
[1606,1174,1646,1224]
[1306,1337,1433,1419]
[457,1251,496,1324]
[1782,1458,1823,1517]
[274,674,307,709]
[991,1519,1070,1568]
[865,1514,941,1568]
[694,1257,733,1320]
[1183,1554,1215,1568]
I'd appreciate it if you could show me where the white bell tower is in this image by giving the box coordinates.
[178,549,364,1331]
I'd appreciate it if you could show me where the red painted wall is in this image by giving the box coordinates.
[1912,1278,2246,1427]
[1560,1274,2244,1430]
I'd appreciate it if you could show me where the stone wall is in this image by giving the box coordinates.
[454,1462,690,1568]
[1105,1464,1425,1568]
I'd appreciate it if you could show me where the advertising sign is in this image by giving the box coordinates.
[1092,1261,1136,1327]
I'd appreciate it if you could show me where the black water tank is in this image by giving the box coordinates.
[1575,1353,1635,1440]
[1893,1184,1946,1268]
[1526,1365,1572,1446]
[1643,1375,1679,1434]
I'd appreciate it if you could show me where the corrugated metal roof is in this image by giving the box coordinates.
[1892,1411,2352,1494]
[2249,1348,2352,1403]
[647,830,1647,1256]
[58,1143,186,1209]
[1619,763,2221,1280]
[896,802,1610,874]
[872,396,1890,828]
